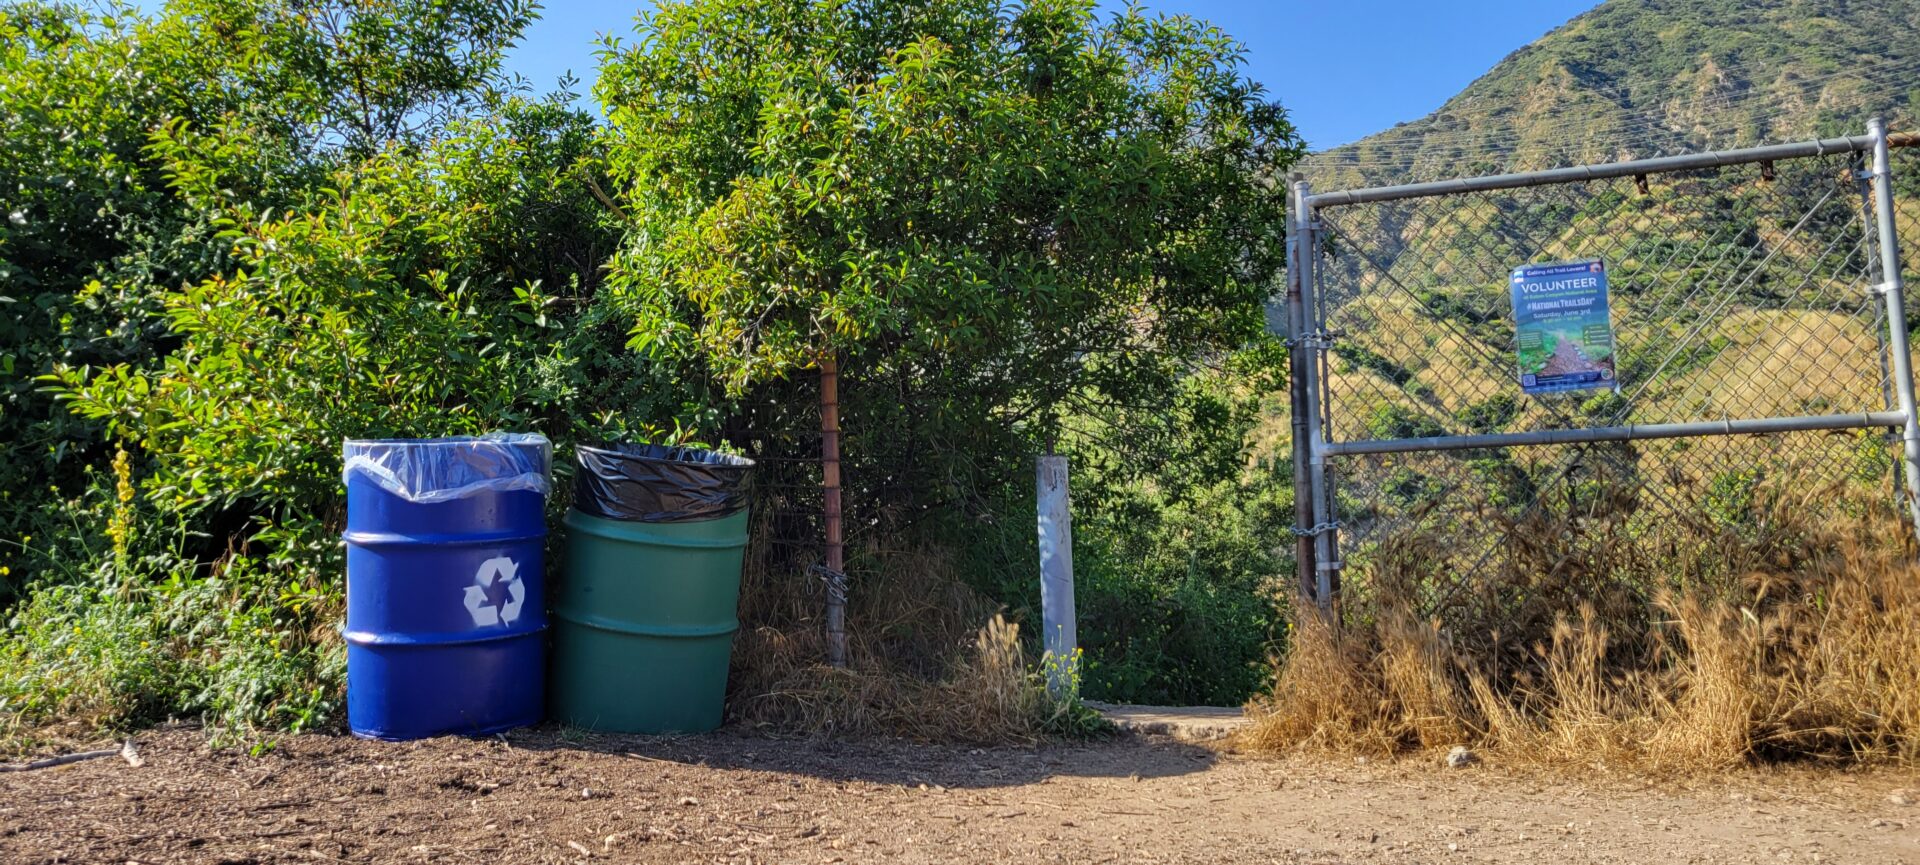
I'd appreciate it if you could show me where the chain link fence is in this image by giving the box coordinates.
[1287,120,1920,621]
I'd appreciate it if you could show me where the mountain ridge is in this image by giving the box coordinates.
[1305,0,1920,190]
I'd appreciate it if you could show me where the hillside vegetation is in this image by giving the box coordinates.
[1275,0,1920,453]
[1307,0,1920,187]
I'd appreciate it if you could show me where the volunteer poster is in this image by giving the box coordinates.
[1511,259,1617,395]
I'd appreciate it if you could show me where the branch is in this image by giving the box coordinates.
[0,744,123,771]
[582,173,633,224]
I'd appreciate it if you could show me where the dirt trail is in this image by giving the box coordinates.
[1538,336,1600,377]
[3,729,1917,864]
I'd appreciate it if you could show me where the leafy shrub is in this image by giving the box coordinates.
[10,91,633,743]
[1365,404,1449,440]
[1044,354,1292,706]
[1457,393,1520,433]
[0,0,537,601]
[1075,474,1290,705]
[60,97,640,517]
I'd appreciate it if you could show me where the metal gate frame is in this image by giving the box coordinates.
[1284,117,1920,608]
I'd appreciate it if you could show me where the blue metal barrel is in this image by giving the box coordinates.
[341,436,550,740]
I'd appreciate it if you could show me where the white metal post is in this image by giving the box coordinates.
[1036,454,1077,697]
[1867,115,1920,541]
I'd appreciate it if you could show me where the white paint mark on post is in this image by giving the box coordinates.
[1036,454,1077,698]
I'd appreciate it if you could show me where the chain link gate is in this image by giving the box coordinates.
[1285,118,1920,617]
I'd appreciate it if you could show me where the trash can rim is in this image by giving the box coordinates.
[576,442,757,469]
[344,435,547,448]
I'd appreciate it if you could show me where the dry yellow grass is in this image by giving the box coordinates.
[1244,502,1920,770]
[727,533,1069,743]
[1644,308,1883,419]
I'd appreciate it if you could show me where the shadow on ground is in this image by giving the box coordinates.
[490,722,1219,789]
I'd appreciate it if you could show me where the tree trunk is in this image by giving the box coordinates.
[820,354,848,667]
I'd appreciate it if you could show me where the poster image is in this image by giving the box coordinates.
[1511,259,1617,395]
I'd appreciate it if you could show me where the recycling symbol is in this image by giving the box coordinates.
[463,556,526,627]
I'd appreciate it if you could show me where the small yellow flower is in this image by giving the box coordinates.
[0,566,10,576]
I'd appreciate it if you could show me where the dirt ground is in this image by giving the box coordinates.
[4,728,1918,864]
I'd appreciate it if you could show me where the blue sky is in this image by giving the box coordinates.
[129,0,1600,149]
[513,1,1599,150]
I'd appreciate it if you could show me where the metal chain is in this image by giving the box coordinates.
[810,562,848,606]
[1289,521,1341,538]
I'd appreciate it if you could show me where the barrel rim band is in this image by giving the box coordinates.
[342,529,548,547]
[341,625,548,648]
[552,608,740,639]
[561,510,749,550]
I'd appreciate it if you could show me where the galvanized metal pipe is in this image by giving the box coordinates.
[1308,133,1919,209]
[1292,178,1340,607]
[1867,116,1920,539]
[1283,173,1318,600]
[1852,151,1904,505]
[1324,411,1909,457]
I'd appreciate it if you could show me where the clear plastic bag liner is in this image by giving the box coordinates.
[574,443,754,523]
[342,434,552,504]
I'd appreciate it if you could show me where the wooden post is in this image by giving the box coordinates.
[1284,173,1318,601]
[820,353,848,667]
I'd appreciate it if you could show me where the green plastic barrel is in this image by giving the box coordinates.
[550,443,752,734]
[550,509,749,732]
[549,441,756,732]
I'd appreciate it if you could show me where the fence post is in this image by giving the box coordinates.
[1036,454,1077,697]
[820,353,848,668]
[1285,173,1319,601]
[1290,177,1341,609]
[1852,149,1902,505]
[1867,116,1920,542]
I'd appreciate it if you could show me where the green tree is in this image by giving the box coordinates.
[21,94,640,736]
[258,0,538,154]
[0,0,538,599]
[598,0,1303,663]
[3,0,599,736]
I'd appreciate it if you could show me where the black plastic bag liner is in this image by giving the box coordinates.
[574,443,755,523]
